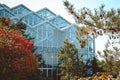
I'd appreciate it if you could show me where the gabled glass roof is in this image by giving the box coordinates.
[0,4,9,9]
[36,8,56,20]
[11,4,32,18]
[2,4,10,9]
[0,9,14,18]
[22,13,44,26]
[49,16,70,29]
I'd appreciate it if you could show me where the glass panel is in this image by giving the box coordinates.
[11,4,31,18]
[2,4,10,9]
[34,23,55,46]
[64,26,80,48]
[36,8,56,20]
[0,10,4,17]
[11,18,18,23]
[22,13,44,26]
[0,4,3,9]
[25,27,36,38]
[0,9,14,18]
[50,16,70,29]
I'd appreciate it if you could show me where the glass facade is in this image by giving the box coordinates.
[0,3,95,79]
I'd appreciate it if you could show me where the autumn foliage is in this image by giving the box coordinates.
[0,17,38,80]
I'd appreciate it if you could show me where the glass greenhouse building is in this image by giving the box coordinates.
[0,4,95,79]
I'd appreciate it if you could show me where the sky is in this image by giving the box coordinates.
[0,0,120,53]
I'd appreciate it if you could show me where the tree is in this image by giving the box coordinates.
[97,41,120,74]
[64,0,120,48]
[57,39,89,80]
[91,57,103,74]
[0,17,38,80]
[0,17,26,32]
[63,1,120,79]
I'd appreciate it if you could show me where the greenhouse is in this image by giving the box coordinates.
[0,3,95,79]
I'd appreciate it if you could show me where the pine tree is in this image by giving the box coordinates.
[97,41,120,74]
[57,39,84,80]
[64,0,120,47]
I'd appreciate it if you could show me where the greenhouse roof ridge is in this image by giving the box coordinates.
[0,3,75,32]
[10,4,32,12]
[36,7,56,16]
[9,4,73,30]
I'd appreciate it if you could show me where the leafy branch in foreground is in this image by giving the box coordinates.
[64,0,120,47]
